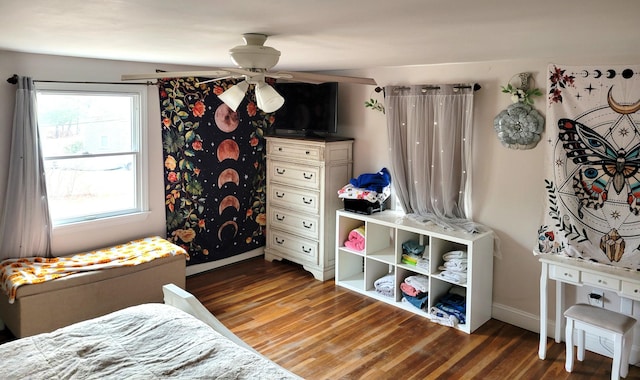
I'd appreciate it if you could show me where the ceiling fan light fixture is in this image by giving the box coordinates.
[218,80,249,111]
[229,33,281,70]
[255,82,285,113]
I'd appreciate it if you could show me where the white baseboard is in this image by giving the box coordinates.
[492,302,639,366]
[185,247,264,276]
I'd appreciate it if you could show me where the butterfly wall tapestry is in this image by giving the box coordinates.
[536,64,640,271]
[158,78,270,266]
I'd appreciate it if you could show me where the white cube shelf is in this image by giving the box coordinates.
[335,209,494,334]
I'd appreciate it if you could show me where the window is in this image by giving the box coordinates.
[36,83,148,226]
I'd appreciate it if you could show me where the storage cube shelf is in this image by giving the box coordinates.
[335,209,494,334]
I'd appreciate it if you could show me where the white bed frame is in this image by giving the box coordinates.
[161,283,258,354]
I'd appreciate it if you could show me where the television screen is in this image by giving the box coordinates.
[270,82,338,136]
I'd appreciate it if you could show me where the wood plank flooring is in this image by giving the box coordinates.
[0,256,637,379]
[186,256,640,380]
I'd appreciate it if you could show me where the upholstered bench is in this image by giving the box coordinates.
[0,237,187,338]
[564,303,637,380]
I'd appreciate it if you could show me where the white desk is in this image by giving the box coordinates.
[539,255,640,359]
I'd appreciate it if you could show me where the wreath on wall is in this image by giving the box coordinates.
[493,73,545,150]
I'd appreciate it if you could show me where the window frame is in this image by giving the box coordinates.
[35,82,149,229]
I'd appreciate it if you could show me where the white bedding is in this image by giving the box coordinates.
[1,303,300,379]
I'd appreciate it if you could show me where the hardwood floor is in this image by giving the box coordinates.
[187,256,640,380]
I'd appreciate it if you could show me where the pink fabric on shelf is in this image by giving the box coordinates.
[344,226,365,251]
[400,282,420,297]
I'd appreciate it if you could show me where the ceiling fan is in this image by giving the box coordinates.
[122,33,377,112]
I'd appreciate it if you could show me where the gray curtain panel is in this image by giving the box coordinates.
[0,76,51,260]
[384,84,478,232]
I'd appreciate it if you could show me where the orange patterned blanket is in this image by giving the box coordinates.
[0,236,188,304]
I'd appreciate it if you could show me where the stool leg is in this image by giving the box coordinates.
[565,318,575,372]
[577,328,586,361]
[621,331,632,378]
[612,333,622,380]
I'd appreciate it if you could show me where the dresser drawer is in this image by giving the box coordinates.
[549,264,580,284]
[268,184,319,213]
[269,206,320,240]
[268,230,319,265]
[268,161,320,190]
[621,281,640,301]
[581,272,620,291]
[268,140,322,161]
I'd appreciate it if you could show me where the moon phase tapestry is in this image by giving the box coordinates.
[158,78,271,265]
[536,64,640,271]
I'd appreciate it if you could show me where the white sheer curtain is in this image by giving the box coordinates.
[385,84,478,232]
[0,76,51,260]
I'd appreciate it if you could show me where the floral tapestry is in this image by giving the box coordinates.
[158,78,271,265]
[536,64,640,271]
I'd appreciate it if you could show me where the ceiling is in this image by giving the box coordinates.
[1,0,639,72]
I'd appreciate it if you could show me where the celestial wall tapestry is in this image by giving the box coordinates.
[158,78,271,265]
[536,64,640,271]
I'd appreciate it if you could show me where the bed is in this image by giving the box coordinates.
[0,284,301,379]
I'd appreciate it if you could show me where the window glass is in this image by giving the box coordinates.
[36,84,147,225]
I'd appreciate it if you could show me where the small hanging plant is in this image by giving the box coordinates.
[365,98,385,113]
[501,83,542,105]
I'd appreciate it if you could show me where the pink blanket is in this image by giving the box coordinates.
[344,226,365,251]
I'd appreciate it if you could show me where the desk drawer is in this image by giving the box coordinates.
[269,206,319,240]
[549,264,580,284]
[268,230,319,265]
[269,161,320,190]
[268,141,321,161]
[268,184,319,214]
[581,272,620,291]
[622,281,640,301]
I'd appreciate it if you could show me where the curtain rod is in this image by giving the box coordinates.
[374,83,481,93]
[6,74,155,86]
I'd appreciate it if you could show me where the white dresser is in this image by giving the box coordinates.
[264,136,353,281]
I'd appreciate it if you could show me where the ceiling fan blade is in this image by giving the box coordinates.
[195,75,240,85]
[278,71,377,85]
[121,70,231,81]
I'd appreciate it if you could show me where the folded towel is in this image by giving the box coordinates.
[440,270,467,284]
[374,273,395,297]
[416,257,430,270]
[349,168,391,193]
[428,306,459,327]
[402,294,429,310]
[401,254,418,266]
[443,250,467,260]
[337,183,391,203]
[404,275,429,293]
[400,282,425,297]
[443,259,468,271]
[344,225,365,251]
[402,240,425,256]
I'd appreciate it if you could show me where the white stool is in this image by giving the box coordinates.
[564,303,637,380]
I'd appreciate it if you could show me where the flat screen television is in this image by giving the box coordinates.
[269,82,338,137]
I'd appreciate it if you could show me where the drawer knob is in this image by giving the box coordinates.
[635,289,639,293]
[302,246,312,253]
[276,168,286,175]
[275,192,285,198]
[278,147,283,151]
[276,214,285,221]
[305,151,310,155]
[302,197,312,205]
[275,237,285,245]
[302,221,313,229]
[303,173,313,180]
